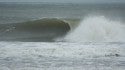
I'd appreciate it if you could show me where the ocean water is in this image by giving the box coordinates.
[0,2,125,70]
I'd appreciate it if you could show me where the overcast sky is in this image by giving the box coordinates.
[0,0,125,3]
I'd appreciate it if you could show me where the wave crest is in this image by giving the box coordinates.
[65,16,125,42]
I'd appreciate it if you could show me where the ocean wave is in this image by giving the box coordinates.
[0,18,70,41]
[65,16,125,42]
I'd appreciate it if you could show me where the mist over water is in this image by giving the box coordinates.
[65,16,125,42]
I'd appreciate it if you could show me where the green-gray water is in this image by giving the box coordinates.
[0,2,125,70]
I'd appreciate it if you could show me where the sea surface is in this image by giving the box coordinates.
[0,2,125,70]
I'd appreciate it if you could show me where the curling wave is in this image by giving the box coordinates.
[0,18,70,42]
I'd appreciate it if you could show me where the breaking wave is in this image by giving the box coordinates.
[65,16,125,42]
[1,16,125,42]
[0,18,70,42]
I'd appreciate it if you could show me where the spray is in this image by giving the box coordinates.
[65,16,125,42]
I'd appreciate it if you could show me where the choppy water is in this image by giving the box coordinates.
[0,2,125,70]
[0,42,125,70]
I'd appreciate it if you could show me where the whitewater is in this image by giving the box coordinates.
[65,16,125,42]
[0,3,125,70]
[0,16,125,70]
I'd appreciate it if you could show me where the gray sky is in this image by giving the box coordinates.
[0,0,125,3]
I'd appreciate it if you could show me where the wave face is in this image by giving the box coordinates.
[0,18,70,42]
[66,16,125,42]
[1,16,125,42]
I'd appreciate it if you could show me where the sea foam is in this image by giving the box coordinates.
[65,16,125,42]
